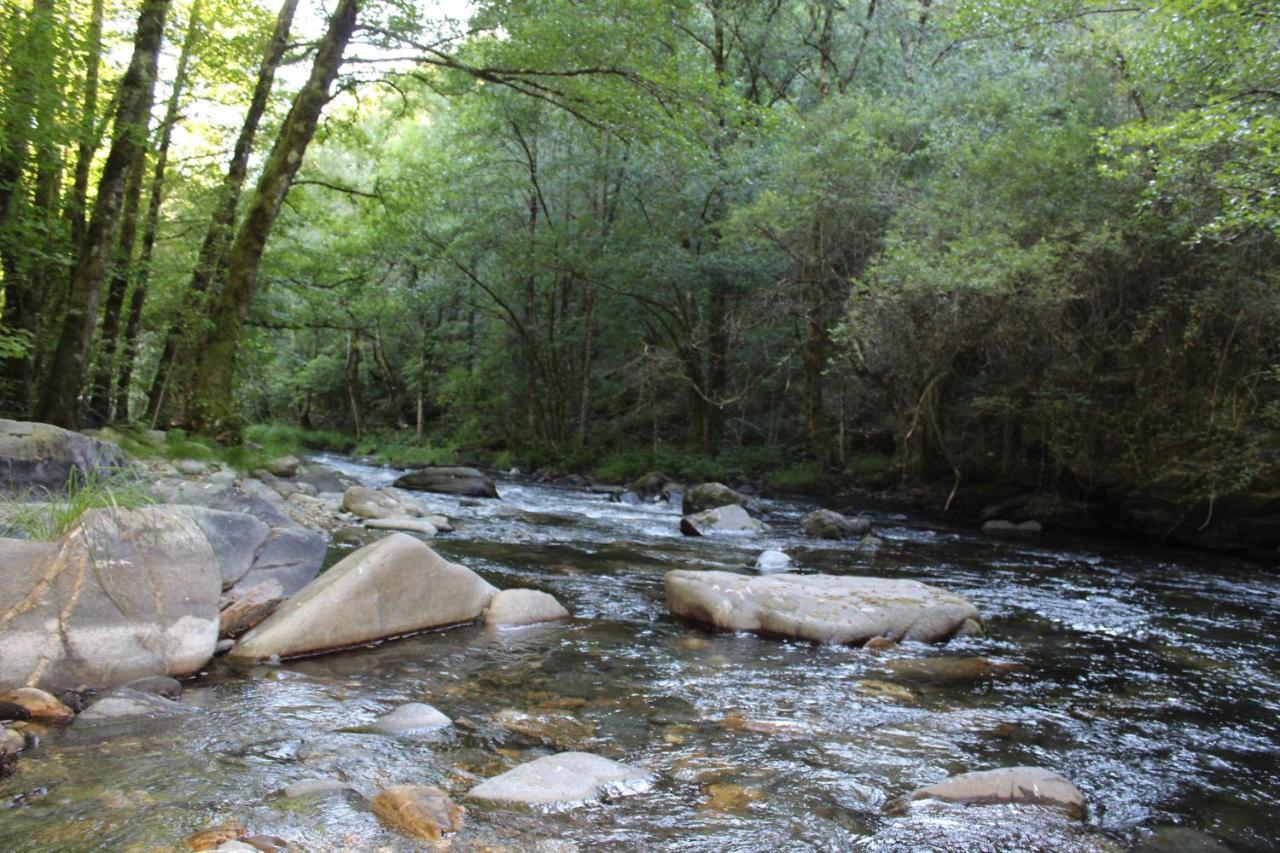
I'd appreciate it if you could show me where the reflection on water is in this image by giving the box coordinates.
[2,455,1277,851]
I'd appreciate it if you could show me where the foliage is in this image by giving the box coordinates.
[0,467,154,540]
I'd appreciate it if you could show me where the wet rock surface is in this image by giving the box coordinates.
[466,751,652,805]
[665,570,980,644]
[483,588,571,627]
[372,784,464,840]
[888,766,1087,818]
[393,465,498,498]
[679,504,768,536]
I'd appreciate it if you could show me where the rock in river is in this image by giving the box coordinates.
[373,785,464,841]
[75,687,199,724]
[341,485,408,520]
[392,465,498,498]
[680,504,769,537]
[228,533,497,661]
[0,506,221,693]
[665,570,980,644]
[754,549,792,573]
[0,688,73,721]
[484,589,571,627]
[0,418,127,493]
[887,766,1086,819]
[801,508,871,539]
[467,751,653,805]
[683,482,751,515]
[370,702,452,734]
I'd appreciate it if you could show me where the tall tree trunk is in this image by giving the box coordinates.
[34,0,170,428]
[113,0,202,422]
[65,0,104,251]
[85,149,145,425]
[146,0,298,424]
[188,0,359,440]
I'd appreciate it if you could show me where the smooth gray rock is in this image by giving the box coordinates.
[264,455,300,477]
[76,687,199,723]
[295,466,350,494]
[282,778,357,799]
[0,419,127,494]
[369,702,452,734]
[119,676,183,700]
[229,534,497,661]
[889,766,1085,819]
[180,506,271,590]
[484,589,570,627]
[983,519,1043,534]
[232,524,327,597]
[801,508,871,539]
[682,482,750,515]
[0,506,221,693]
[174,459,210,476]
[393,466,498,498]
[754,549,792,573]
[466,751,653,805]
[680,504,768,536]
[665,570,979,644]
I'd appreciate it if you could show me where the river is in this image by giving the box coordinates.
[1,454,1277,851]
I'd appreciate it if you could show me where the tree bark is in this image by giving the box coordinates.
[188,0,359,440]
[65,0,105,252]
[146,0,299,424]
[113,0,202,422]
[85,149,145,425]
[34,0,170,428]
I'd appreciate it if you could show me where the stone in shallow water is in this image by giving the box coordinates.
[754,549,792,573]
[364,516,437,536]
[281,778,356,799]
[75,688,199,724]
[699,782,765,813]
[484,589,571,627]
[492,709,596,749]
[885,656,1026,684]
[393,466,498,498]
[228,534,496,661]
[801,508,871,540]
[372,785,464,840]
[0,687,73,721]
[665,570,979,644]
[185,821,247,850]
[369,702,452,734]
[888,766,1086,819]
[679,504,768,537]
[466,751,653,805]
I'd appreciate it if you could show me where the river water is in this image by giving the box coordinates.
[1,455,1277,851]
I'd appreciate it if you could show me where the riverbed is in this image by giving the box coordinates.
[2,455,1277,851]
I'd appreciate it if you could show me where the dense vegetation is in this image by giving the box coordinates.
[0,1,1276,530]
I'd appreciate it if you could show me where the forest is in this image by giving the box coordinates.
[1,0,1277,545]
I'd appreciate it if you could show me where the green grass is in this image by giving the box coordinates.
[1,467,155,540]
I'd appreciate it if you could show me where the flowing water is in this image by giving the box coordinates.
[2,455,1278,851]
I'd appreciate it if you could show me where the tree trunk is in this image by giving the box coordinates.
[85,149,146,425]
[146,0,299,424]
[65,0,104,251]
[113,0,202,422]
[188,0,359,441]
[34,0,170,428]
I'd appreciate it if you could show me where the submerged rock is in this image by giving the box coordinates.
[185,822,248,851]
[754,549,792,573]
[120,675,183,700]
[683,482,751,515]
[76,687,199,724]
[228,534,497,661]
[0,506,221,693]
[885,656,1025,684]
[393,466,498,498]
[0,419,127,492]
[983,519,1043,535]
[887,766,1086,819]
[369,702,452,734]
[801,508,871,540]
[680,504,769,537]
[466,751,652,805]
[372,785,464,841]
[665,570,979,644]
[484,589,571,627]
[281,778,356,799]
[492,709,596,749]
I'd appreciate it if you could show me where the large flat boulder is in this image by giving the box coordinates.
[466,752,653,805]
[392,466,498,498]
[228,533,497,661]
[0,506,222,693]
[664,570,979,644]
[0,419,127,494]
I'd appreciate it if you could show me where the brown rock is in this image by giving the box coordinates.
[493,709,596,749]
[863,636,897,652]
[888,766,1086,819]
[186,821,248,850]
[218,580,284,638]
[0,687,74,721]
[700,782,765,813]
[885,656,1027,684]
[372,785,464,841]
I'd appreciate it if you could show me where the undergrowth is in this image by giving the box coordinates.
[1,467,154,539]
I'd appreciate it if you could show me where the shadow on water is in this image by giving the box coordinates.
[1,455,1277,851]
